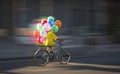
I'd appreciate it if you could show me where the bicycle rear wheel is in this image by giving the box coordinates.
[58,48,71,64]
[34,49,49,66]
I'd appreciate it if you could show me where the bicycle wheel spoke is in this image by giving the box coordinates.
[58,48,71,64]
[34,49,49,66]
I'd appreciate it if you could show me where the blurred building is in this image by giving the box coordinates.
[0,0,119,37]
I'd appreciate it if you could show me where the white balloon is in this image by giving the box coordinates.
[40,30,47,37]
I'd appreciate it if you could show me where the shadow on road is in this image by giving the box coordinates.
[0,59,36,74]
[71,53,120,66]
[0,54,120,74]
[55,64,120,73]
[54,53,120,73]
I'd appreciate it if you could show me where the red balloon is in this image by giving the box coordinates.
[34,30,40,38]
[37,37,43,44]
[41,19,47,25]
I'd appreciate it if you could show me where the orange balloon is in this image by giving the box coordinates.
[55,20,62,28]
[34,30,40,38]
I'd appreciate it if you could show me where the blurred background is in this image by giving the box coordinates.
[1,1,120,74]
[0,0,120,59]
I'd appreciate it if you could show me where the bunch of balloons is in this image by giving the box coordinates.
[33,16,62,46]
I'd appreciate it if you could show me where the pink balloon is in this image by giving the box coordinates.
[43,23,51,32]
[40,37,46,43]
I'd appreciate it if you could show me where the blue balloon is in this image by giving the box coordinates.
[48,19,54,26]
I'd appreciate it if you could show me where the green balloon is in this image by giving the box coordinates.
[51,25,59,33]
[36,23,43,32]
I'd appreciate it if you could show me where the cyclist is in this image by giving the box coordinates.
[45,31,63,52]
[45,31,58,46]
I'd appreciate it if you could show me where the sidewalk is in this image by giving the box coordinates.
[0,35,120,61]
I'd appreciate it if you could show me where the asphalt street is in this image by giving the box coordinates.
[0,53,120,74]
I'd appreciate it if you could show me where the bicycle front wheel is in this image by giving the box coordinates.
[58,48,71,64]
[34,49,49,66]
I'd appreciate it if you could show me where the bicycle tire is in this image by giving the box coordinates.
[34,49,49,66]
[57,48,71,64]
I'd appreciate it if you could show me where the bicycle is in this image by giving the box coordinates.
[34,39,71,66]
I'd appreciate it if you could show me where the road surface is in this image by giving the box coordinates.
[0,53,120,74]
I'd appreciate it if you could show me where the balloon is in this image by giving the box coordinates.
[37,37,43,44]
[47,16,55,26]
[48,19,54,26]
[40,37,46,43]
[41,18,47,25]
[55,20,62,28]
[34,30,40,38]
[43,23,51,32]
[51,25,59,33]
[40,30,47,37]
[36,23,43,32]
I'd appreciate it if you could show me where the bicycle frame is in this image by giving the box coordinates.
[56,41,65,55]
[42,40,65,59]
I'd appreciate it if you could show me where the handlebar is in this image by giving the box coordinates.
[56,39,64,44]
